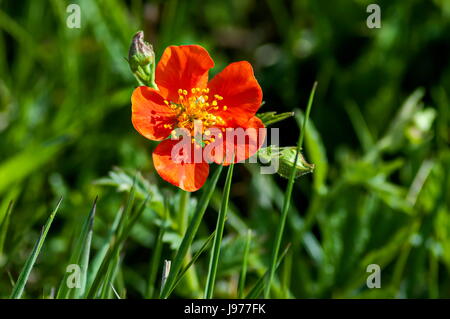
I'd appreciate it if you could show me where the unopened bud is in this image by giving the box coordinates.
[128,31,157,88]
[258,146,314,179]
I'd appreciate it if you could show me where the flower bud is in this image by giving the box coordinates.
[128,31,157,88]
[258,146,314,179]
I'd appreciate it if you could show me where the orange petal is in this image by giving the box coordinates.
[206,116,266,166]
[131,86,177,141]
[152,139,210,192]
[207,61,263,126]
[156,45,214,102]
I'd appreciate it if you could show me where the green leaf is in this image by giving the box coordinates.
[205,162,234,298]
[294,109,328,194]
[238,229,252,298]
[56,197,97,299]
[160,165,223,299]
[0,143,63,195]
[86,179,149,298]
[145,203,169,299]
[257,111,294,126]
[344,101,375,153]
[99,252,121,299]
[265,82,317,298]
[10,197,62,299]
[377,88,425,153]
[0,201,14,259]
[168,231,216,297]
[87,195,148,298]
[246,244,291,299]
[87,205,123,289]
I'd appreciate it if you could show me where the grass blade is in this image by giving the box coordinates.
[0,201,14,258]
[168,231,216,297]
[145,203,169,299]
[87,205,123,288]
[10,197,63,298]
[145,224,165,298]
[344,101,374,153]
[238,229,252,298]
[178,190,200,295]
[247,244,291,299]
[56,197,97,298]
[99,252,121,299]
[87,195,148,298]
[205,162,234,298]
[264,82,317,298]
[85,178,147,298]
[160,165,223,299]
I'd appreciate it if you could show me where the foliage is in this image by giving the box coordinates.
[0,0,449,298]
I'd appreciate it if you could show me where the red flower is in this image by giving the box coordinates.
[131,45,266,192]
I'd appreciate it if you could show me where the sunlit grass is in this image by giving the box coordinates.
[0,0,449,299]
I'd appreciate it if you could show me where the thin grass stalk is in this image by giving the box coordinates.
[86,187,148,298]
[145,222,166,298]
[0,201,14,258]
[160,165,223,299]
[56,197,97,299]
[246,244,291,298]
[146,199,169,298]
[10,197,62,298]
[238,229,252,298]
[179,190,200,295]
[264,82,317,298]
[204,162,234,298]
[168,231,216,297]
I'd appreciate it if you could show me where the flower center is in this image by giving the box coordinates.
[163,87,228,144]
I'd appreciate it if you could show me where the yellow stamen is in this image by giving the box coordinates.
[166,87,227,146]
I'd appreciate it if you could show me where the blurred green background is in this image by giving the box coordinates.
[0,0,449,298]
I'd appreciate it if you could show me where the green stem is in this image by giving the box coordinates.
[204,163,234,298]
[238,229,252,298]
[10,197,62,299]
[179,190,200,296]
[145,217,165,298]
[281,245,293,298]
[264,82,317,298]
[179,190,190,234]
[160,166,223,299]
